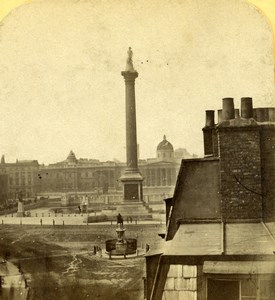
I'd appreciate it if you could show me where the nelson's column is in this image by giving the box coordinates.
[120,48,143,201]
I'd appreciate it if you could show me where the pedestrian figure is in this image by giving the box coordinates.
[78,206,81,213]
[40,218,42,226]
[53,219,55,226]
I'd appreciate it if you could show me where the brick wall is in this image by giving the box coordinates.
[203,128,213,156]
[260,127,275,220]
[212,129,219,157]
[162,264,197,300]
[202,128,218,157]
[218,126,262,220]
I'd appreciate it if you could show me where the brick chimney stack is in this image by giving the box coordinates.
[202,110,215,156]
[217,97,263,220]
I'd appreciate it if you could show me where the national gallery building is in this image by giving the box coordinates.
[0,136,196,203]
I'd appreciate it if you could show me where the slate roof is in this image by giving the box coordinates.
[146,222,275,257]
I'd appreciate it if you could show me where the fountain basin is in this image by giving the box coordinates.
[105,238,137,255]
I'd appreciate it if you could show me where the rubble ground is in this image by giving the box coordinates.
[0,223,164,300]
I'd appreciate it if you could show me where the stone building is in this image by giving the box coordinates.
[145,98,275,300]
[0,175,8,206]
[38,150,120,197]
[37,136,194,202]
[0,137,195,204]
[0,156,39,200]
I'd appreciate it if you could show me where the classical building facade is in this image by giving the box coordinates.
[0,136,195,202]
[37,136,194,200]
[0,156,39,200]
[145,98,275,300]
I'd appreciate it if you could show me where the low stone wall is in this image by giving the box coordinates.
[105,238,137,254]
[0,200,46,216]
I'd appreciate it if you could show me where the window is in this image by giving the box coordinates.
[207,278,275,300]
[208,279,239,300]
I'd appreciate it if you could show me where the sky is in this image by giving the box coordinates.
[0,0,274,165]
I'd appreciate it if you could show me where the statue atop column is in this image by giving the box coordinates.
[125,47,135,72]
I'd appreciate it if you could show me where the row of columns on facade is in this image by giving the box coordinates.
[40,169,116,190]
[40,168,177,190]
[143,168,176,187]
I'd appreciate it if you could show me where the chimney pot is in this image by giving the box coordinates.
[255,108,269,122]
[241,97,253,118]
[205,110,215,127]
[218,110,222,123]
[222,98,235,121]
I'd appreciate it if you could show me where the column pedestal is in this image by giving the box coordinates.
[120,171,143,201]
[17,201,24,217]
[115,227,127,253]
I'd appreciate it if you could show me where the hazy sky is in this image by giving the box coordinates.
[0,0,274,164]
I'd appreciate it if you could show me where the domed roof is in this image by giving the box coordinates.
[66,150,77,163]
[157,135,174,151]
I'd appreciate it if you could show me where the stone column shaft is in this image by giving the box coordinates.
[122,71,139,171]
[120,49,143,201]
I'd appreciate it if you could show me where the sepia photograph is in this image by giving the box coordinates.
[0,0,275,299]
